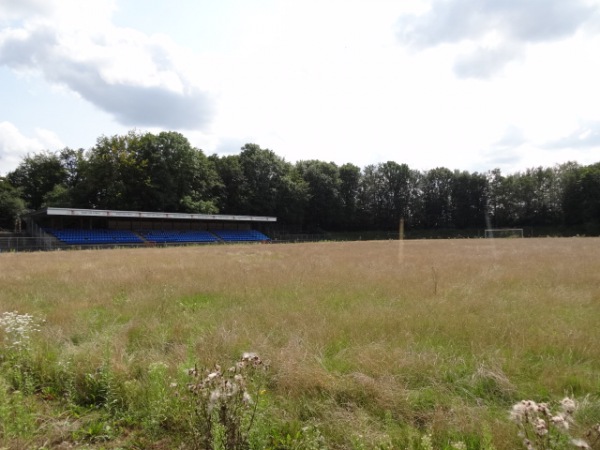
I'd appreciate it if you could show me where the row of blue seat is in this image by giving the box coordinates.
[44,228,270,245]
[212,230,270,242]
[139,230,218,243]
[45,228,144,245]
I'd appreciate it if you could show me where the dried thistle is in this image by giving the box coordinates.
[510,397,592,450]
[184,353,267,450]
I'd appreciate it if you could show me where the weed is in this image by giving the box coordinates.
[72,416,116,443]
[264,424,328,450]
[510,398,600,449]
[0,378,37,438]
[122,361,182,433]
[0,311,41,352]
[183,352,267,450]
[0,311,43,395]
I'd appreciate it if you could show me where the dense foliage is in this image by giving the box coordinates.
[1,130,599,234]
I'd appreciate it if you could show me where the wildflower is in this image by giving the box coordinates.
[0,311,41,350]
[511,400,538,423]
[534,417,548,436]
[550,414,569,431]
[241,352,263,367]
[242,351,258,360]
[183,353,266,450]
[537,402,550,416]
[524,400,539,414]
[561,397,577,415]
[523,438,534,450]
[571,438,590,449]
[420,433,433,450]
[511,402,527,423]
[208,389,221,411]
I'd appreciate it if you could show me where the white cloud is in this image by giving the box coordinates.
[397,0,598,47]
[396,0,600,78]
[0,0,215,130]
[0,0,53,22]
[453,42,524,79]
[0,122,64,175]
[544,121,600,150]
[480,125,527,170]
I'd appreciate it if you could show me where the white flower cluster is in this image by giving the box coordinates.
[184,352,266,449]
[0,311,41,350]
[187,352,264,412]
[510,398,590,449]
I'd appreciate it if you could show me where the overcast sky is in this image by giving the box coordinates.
[1,0,600,176]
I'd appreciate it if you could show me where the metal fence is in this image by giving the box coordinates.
[0,236,61,253]
[0,236,273,253]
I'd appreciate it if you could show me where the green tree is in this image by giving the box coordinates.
[487,169,524,227]
[77,131,145,210]
[579,162,600,233]
[557,162,600,234]
[276,168,309,229]
[421,167,455,228]
[78,131,221,212]
[559,162,584,227]
[135,131,221,213]
[513,167,561,226]
[452,171,488,229]
[59,148,85,189]
[0,177,26,230]
[211,154,247,214]
[7,151,67,210]
[43,184,72,207]
[338,163,361,229]
[486,168,503,228]
[377,161,420,229]
[357,164,384,230]
[236,144,307,223]
[295,160,342,231]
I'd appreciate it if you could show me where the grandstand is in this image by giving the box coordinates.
[18,207,275,251]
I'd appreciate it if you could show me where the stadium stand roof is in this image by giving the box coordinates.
[28,207,277,223]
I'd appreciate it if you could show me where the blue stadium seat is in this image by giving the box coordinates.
[46,228,143,245]
[138,230,218,244]
[212,229,270,242]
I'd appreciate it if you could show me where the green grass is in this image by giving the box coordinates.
[1,238,599,448]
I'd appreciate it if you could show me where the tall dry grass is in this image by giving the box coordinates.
[1,238,599,448]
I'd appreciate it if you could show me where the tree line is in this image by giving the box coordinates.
[1,130,599,235]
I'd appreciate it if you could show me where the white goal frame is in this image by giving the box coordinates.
[484,228,524,238]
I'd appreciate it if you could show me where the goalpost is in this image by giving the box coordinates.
[484,228,524,238]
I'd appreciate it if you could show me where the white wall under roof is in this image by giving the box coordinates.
[42,207,277,222]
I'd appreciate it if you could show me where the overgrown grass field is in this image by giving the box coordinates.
[1,238,599,449]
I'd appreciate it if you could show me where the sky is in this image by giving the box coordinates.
[1,0,600,176]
